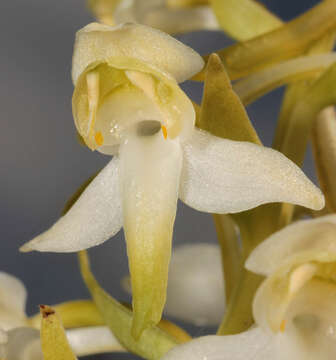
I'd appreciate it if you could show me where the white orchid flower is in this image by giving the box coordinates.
[163,215,336,360]
[21,22,324,336]
[245,214,336,359]
[122,243,225,326]
[88,0,218,34]
[0,272,124,358]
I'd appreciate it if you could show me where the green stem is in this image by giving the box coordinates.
[216,266,262,335]
[217,206,279,335]
[213,214,241,303]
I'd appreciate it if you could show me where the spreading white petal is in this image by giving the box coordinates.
[179,129,324,213]
[162,327,274,360]
[20,157,122,253]
[66,326,125,356]
[165,243,225,326]
[0,273,27,330]
[119,128,183,333]
[246,214,336,276]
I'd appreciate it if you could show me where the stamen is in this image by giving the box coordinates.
[161,125,168,140]
[280,319,286,333]
[95,131,104,146]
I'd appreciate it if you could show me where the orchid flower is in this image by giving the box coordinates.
[163,215,336,360]
[122,243,226,326]
[245,214,336,360]
[88,0,218,34]
[21,22,324,337]
[0,271,124,358]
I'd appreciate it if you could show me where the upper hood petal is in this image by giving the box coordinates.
[246,214,336,276]
[72,22,204,85]
[179,129,324,213]
[20,157,122,253]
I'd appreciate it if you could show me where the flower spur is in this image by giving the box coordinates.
[21,22,324,337]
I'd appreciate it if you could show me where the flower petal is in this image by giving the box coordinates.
[0,273,27,330]
[179,129,324,214]
[162,327,274,360]
[66,326,125,356]
[119,129,182,338]
[72,22,204,85]
[246,214,336,276]
[165,243,225,326]
[20,157,122,253]
[122,243,225,326]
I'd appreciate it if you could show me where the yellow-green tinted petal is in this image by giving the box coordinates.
[312,107,336,214]
[119,130,182,338]
[72,22,204,85]
[210,0,282,41]
[199,53,261,144]
[79,251,188,360]
[40,305,77,360]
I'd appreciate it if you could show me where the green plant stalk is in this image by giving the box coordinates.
[271,33,336,226]
[213,214,241,303]
[194,0,336,81]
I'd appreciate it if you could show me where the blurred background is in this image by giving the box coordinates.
[0,0,321,358]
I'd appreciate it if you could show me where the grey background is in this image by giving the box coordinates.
[0,1,320,359]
